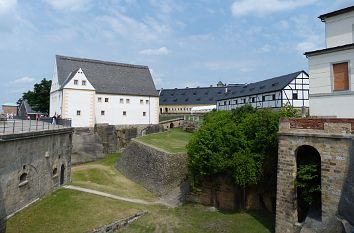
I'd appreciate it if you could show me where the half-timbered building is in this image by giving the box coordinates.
[216,71,309,111]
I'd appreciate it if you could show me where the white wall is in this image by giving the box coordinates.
[62,89,95,127]
[95,94,159,125]
[49,90,62,117]
[325,12,354,48]
[308,49,354,95]
[308,48,354,117]
[310,94,354,118]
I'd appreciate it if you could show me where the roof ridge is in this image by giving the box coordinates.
[161,86,227,91]
[56,55,148,70]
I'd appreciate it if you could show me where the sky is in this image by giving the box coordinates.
[0,0,353,106]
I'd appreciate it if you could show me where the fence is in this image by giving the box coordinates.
[0,118,71,135]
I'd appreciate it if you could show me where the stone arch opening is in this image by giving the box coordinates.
[60,164,65,185]
[170,123,174,129]
[296,145,321,223]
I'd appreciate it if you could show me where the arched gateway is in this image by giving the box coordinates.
[275,118,354,233]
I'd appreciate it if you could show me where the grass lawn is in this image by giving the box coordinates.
[71,153,157,202]
[135,128,192,153]
[5,189,143,233]
[6,153,274,233]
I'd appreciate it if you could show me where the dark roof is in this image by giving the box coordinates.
[304,43,354,57]
[21,100,41,115]
[56,55,158,97]
[159,86,228,105]
[217,71,307,101]
[319,5,354,21]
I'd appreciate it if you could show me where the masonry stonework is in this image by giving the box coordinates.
[0,128,73,232]
[276,118,354,233]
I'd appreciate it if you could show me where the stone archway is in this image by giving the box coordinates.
[295,145,321,223]
[170,123,174,129]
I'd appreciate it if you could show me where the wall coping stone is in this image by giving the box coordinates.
[0,127,74,142]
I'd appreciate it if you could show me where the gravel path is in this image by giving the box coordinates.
[64,185,174,207]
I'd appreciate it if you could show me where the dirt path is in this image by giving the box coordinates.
[64,185,174,207]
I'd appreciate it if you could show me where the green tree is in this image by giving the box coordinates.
[18,78,51,114]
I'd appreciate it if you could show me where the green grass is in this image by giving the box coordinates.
[5,189,143,233]
[120,204,274,233]
[71,153,157,201]
[6,154,275,233]
[135,128,192,153]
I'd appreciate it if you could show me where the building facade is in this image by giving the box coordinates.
[50,55,159,127]
[217,71,309,111]
[1,103,17,116]
[305,5,354,118]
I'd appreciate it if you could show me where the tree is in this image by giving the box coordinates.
[18,78,51,114]
[187,104,299,209]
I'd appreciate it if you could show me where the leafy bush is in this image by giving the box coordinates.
[187,105,297,195]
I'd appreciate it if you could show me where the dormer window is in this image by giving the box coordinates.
[74,80,78,85]
[82,80,86,86]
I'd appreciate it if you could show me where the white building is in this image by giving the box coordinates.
[50,55,159,127]
[217,71,309,111]
[305,5,354,118]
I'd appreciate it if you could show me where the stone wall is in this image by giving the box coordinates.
[72,124,162,164]
[187,174,273,212]
[0,128,73,232]
[276,118,354,233]
[72,127,104,165]
[116,140,188,203]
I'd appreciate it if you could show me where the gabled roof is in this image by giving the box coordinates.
[319,5,354,22]
[21,100,42,115]
[56,55,158,97]
[217,71,307,101]
[159,86,228,105]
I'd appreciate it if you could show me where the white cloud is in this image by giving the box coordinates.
[231,0,318,17]
[296,35,322,53]
[204,60,254,72]
[139,47,170,55]
[13,76,35,84]
[150,68,163,87]
[0,0,17,15]
[257,44,271,53]
[43,0,92,11]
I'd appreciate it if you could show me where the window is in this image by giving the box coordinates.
[120,98,124,104]
[146,100,149,104]
[74,80,78,85]
[252,97,255,103]
[101,110,105,116]
[77,110,81,116]
[123,111,127,116]
[272,94,276,100]
[98,97,102,102]
[243,99,246,103]
[262,96,266,101]
[293,93,298,100]
[143,112,146,116]
[20,173,28,183]
[82,80,86,86]
[53,168,58,176]
[126,99,130,104]
[140,99,144,104]
[333,62,349,91]
[235,100,238,104]
[105,98,109,102]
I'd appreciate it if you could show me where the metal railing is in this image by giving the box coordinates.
[0,118,71,135]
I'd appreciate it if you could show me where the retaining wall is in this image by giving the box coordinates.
[116,139,189,201]
[0,128,73,232]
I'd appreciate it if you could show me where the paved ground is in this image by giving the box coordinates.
[64,185,174,208]
[0,119,67,135]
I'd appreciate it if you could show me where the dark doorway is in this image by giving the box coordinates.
[165,108,168,113]
[296,145,321,223]
[170,123,174,128]
[60,164,65,185]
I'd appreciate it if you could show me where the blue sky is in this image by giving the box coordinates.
[0,0,353,106]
